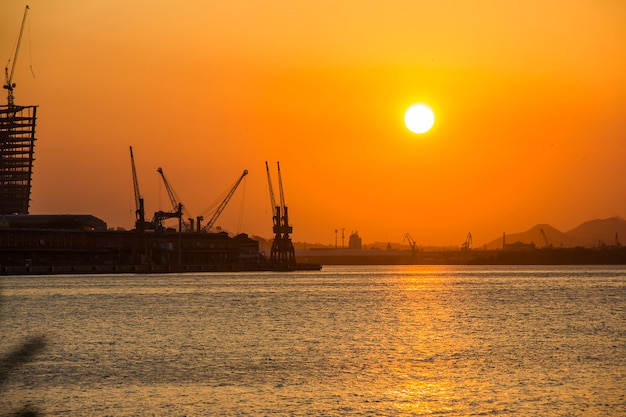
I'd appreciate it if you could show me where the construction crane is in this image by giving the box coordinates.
[129,146,147,231]
[461,232,472,251]
[4,5,29,108]
[200,169,248,232]
[154,167,185,231]
[403,233,417,255]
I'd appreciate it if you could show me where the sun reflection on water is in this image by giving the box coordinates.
[2,266,624,415]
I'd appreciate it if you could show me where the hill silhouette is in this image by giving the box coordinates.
[485,217,626,249]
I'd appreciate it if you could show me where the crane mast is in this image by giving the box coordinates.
[201,169,248,232]
[4,5,29,108]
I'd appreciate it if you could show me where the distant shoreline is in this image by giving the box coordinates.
[296,246,626,266]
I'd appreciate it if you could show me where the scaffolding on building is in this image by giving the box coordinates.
[0,104,38,214]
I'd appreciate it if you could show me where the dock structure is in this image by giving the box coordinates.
[0,104,38,215]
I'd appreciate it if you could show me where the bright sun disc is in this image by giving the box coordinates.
[404,104,435,134]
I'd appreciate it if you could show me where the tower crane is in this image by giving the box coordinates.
[4,5,29,108]
[200,169,248,232]
[154,167,185,231]
[461,232,472,251]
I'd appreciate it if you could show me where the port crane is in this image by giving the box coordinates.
[277,162,294,243]
[461,232,472,251]
[154,167,185,231]
[266,161,282,262]
[200,169,248,232]
[266,161,280,232]
[129,146,153,265]
[265,161,296,269]
[129,146,147,231]
[403,233,417,255]
[4,5,29,108]
[539,228,552,248]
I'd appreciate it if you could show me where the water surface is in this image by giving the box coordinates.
[2,265,625,415]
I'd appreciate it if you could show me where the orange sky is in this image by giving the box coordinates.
[2,1,625,247]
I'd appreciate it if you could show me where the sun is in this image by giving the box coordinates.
[404,104,435,134]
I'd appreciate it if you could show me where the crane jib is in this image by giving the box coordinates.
[4,5,30,107]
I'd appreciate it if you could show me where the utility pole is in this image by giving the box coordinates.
[334,229,338,249]
[341,228,345,249]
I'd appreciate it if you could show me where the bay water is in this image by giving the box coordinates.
[1,265,625,416]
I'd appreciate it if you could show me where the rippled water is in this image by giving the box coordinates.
[1,265,625,416]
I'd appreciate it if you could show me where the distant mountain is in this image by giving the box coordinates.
[484,217,626,249]
[566,217,626,247]
[484,223,574,250]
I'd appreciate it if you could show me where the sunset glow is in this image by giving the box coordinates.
[1,1,624,247]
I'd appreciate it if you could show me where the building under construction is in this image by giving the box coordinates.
[2,6,37,215]
[0,104,37,215]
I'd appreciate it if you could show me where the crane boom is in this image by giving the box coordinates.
[403,233,417,255]
[154,167,185,231]
[277,161,286,211]
[129,146,145,230]
[461,232,472,251]
[130,146,141,214]
[202,169,248,232]
[4,5,30,107]
[157,167,182,213]
[266,161,282,257]
[265,161,277,210]
[276,161,292,235]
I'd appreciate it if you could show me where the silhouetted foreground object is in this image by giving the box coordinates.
[5,406,40,417]
[1,336,46,417]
